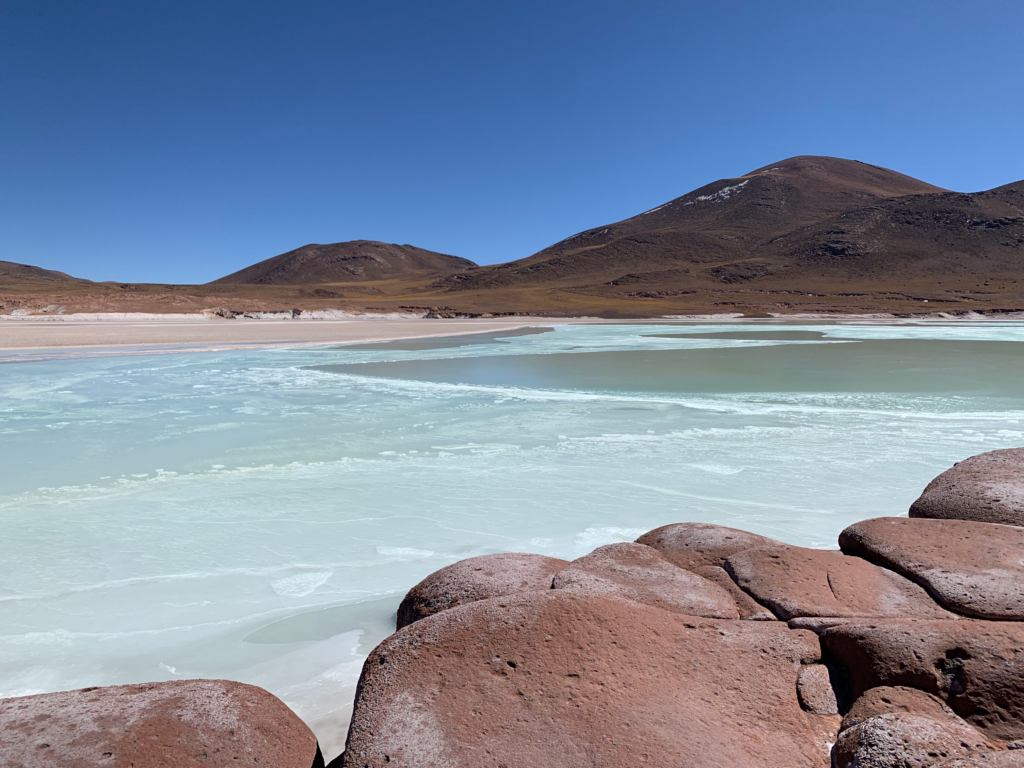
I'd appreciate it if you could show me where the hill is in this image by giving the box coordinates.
[0,260,88,284]
[212,241,476,285]
[435,156,954,292]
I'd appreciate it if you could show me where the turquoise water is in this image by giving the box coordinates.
[2,321,1024,756]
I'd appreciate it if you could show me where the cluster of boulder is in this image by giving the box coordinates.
[2,447,1023,767]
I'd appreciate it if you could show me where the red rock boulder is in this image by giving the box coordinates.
[839,517,1024,621]
[342,590,835,768]
[842,686,961,731]
[911,448,1024,527]
[395,552,567,628]
[636,522,782,569]
[833,712,995,768]
[723,546,954,621]
[0,679,322,768]
[821,619,1024,741]
[551,542,740,618]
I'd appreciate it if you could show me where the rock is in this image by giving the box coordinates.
[395,552,567,629]
[723,546,955,621]
[636,522,783,570]
[551,543,740,618]
[842,686,960,731]
[797,664,839,715]
[821,619,1024,740]
[788,617,853,634]
[343,590,835,768]
[839,517,1024,621]
[0,679,322,768]
[911,448,1024,526]
[833,712,994,768]
[935,753,1024,767]
[694,565,777,620]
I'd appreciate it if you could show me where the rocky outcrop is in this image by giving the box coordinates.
[910,448,1024,526]
[636,522,782,569]
[0,680,323,768]
[342,590,834,768]
[839,517,1024,620]
[820,619,1024,740]
[724,545,956,620]
[833,712,995,768]
[395,552,568,628]
[551,542,740,618]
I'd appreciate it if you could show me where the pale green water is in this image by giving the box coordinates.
[1,320,1023,757]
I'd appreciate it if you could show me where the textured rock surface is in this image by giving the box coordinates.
[833,712,994,768]
[551,542,740,618]
[840,517,1024,621]
[0,680,322,768]
[636,522,782,570]
[343,590,834,768]
[911,448,1024,527]
[788,617,853,633]
[724,546,955,621]
[821,620,1024,740]
[797,665,839,715]
[695,565,777,620]
[842,686,960,731]
[935,752,1024,767]
[395,552,567,628]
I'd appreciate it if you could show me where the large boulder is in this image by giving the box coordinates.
[839,517,1024,621]
[342,590,836,768]
[395,552,567,629]
[636,522,783,570]
[723,546,954,621]
[842,686,960,731]
[821,620,1024,741]
[0,680,322,768]
[911,448,1024,526]
[551,542,740,618]
[833,712,995,768]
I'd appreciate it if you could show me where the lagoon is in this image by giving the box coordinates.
[2,320,1023,757]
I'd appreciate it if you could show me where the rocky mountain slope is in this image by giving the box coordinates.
[435,156,1023,300]
[212,240,476,285]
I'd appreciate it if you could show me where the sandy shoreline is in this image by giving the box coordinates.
[3,311,1021,362]
[0,316,588,362]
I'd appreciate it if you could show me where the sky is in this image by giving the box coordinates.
[1,1,1022,283]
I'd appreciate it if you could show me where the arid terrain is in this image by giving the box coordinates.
[4,156,1023,318]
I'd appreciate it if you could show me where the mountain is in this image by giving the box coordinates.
[0,260,88,283]
[212,241,476,285]
[435,155,1002,292]
[762,180,1024,283]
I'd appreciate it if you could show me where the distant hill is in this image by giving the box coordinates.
[0,260,88,283]
[435,155,1020,293]
[212,241,476,285]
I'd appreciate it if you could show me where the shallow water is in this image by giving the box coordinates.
[2,321,1023,758]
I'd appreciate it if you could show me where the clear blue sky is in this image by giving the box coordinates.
[2,1,1022,283]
